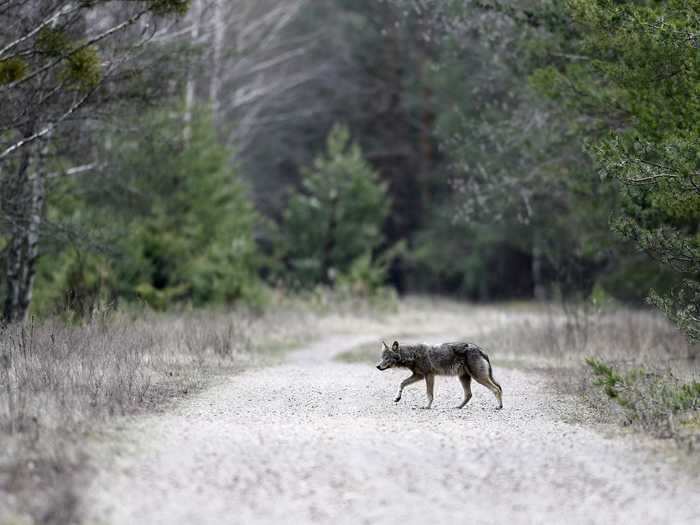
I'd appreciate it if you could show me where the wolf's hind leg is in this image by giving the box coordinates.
[456,374,472,409]
[395,373,423,402]
[489,376,503,409]
[487,378,503,409]
[473,374,503,409]
[421,374,435,409]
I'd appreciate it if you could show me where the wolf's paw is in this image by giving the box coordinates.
[419,405,432,410]
[394,396,401,403]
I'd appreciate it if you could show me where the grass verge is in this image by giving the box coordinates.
[0,295,394,525]
[583,358,700,451]
[488,305,700,453]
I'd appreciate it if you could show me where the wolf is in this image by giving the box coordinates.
[376,340,503,409]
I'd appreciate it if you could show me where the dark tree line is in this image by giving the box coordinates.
[1,0,696,342]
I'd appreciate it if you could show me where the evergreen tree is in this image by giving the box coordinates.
[533,0,700,341]
[282,125,389,288]
[34,109,261,313]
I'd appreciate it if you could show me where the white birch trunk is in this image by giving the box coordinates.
[184,0,202,143]
[210,0,225,120]
[18,167,45,322]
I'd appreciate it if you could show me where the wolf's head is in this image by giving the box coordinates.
[376,341,400,371]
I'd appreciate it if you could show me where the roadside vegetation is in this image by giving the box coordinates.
[0,293,402,524]
[481,305,699,452]
[586,358,699,450]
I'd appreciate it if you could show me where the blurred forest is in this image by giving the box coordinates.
[0,0,698,341]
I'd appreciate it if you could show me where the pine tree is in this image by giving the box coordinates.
[282,125,389,288]
[533,0,700,341]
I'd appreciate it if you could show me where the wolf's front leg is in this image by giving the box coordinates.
[456,374,472,409]
[395,373,423,402]
[422,374,435,409]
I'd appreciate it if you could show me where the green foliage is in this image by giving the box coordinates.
[35,28,102,90]
[418,3,622,302]
[113,110,260,308]
[33,108,261,314]
[533,0,700,341]
[147,0,191,16]
[586,358,700,429]
[281,125,390,289]
[406,212,538,299]
[585,357,625,400]
[0,58,27,85]
[33,249,115,320]
[335,241,405,297]
[36,28,71,56]
[61,46,102,90]
[649,282,700,344]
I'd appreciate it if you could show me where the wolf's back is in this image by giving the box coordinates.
[449,342,481,355]
[452,342,493,365]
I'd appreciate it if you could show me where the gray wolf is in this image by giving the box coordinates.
[376,340,503,409]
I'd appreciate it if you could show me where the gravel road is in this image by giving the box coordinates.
[82,334,699,525]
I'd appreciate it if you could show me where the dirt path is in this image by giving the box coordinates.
[82,334,699,525]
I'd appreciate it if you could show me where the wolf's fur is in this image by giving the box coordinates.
[376,340,503,409]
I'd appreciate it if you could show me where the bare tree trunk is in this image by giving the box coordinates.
[3,230,25,322]
[184,0,202,142]
[210,0,225,120]
[532,228,546,301]
[2,129,46,323]
[3,143,33,322]
[18,168,45,322]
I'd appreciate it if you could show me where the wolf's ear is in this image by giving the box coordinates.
[382,341,389,350]
[392,341,399,352]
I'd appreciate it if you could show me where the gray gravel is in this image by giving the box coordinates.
[82,335,700,525]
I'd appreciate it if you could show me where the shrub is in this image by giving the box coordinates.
[586,358,700,445]
[34,108,261,314]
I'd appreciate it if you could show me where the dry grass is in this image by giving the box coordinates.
[474,305,695,366]
[475,304,699,451]
[0,295,394,525]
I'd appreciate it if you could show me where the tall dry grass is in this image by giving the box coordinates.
[0,303,326,525]
[476,304,695,365]
[477,303,699,450]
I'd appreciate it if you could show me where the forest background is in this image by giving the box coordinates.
[0,0,697,344]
